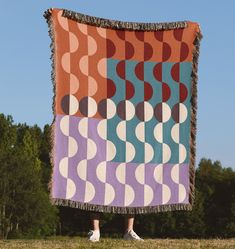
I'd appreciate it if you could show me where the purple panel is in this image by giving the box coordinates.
[87,117,106,204]
[52,114,68,199]
[126,163,144,207]
[180,163,190,204]
[163,164,179,204]
[106,162,125,207]
[145,163,163,206]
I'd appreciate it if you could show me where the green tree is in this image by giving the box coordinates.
[0,114,17,239]
[197,158,235,238]
[39,124,53,193]
[0,114,58,239]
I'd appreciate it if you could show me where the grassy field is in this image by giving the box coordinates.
[0,236,235,249]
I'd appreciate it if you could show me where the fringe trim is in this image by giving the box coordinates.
[44,8,187,31]
[50,198,193,214]
[44,8,202,214]
[62,9,187,31]
[43,9,57,204]
[189,28,203,207]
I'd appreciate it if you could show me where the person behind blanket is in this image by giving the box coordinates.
[87,212,144,242]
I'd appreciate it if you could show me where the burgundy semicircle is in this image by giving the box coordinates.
[107,78,116,98]
[144,81,153,101]
[135,62,144,81]
[154,103,162,122]
[107,39,116,58]
[180,42,189,61]
[153,63,162,82]
[154,31,164,42]
[162,42,171,61]
[172,103,179,123]
[144,42,153,61]
[162,82,171,102]
[116,60,126,80]
[125,41,135,60]
[126,80,135,100]
[116,30,125,40]
[173,29,184,41]
[171,63,180,82]
[135,31,144,42]
[179,83,188,102]
[135,102,145,121]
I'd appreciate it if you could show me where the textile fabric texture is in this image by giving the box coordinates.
[44,8,202,214]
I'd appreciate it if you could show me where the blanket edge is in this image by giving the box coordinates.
[44,8,188,31]
[189,27,203,208]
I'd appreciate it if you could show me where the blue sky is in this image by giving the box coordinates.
[0,1,234,169]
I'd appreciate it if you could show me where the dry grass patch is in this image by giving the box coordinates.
[0,236,235,249]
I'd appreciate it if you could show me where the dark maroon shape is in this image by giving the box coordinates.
[126,80,135,100]
[135,102,145,121]
[162,42,171,61]
[125,41,134,59]
[79,96,89,117]
[116,30,125,40]
[173,29,184,41]
[154,103,162,122]
[144,42,153,61]
[107,78,116,98]
[172,103,179,123]
[179,83,188,102]
[154,31,164,42]
[107,39,116,58]
[171,63,180,82]
[153,63,162,82]
[162,82,171,102]
[116,60,126,80]
[135,62,144,81]
[98,99,107,118]
[117,100,126,120]
[180,42,189,61]
[61,95,70,114]
[135,31,144,41]
[144,81,153,101]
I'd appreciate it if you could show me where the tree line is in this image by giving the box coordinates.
[0,113,234,239]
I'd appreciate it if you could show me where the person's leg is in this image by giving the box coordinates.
[123,214,144,241]
[125,214,135,232]
[88,212,101,242]
[91,212,100,231]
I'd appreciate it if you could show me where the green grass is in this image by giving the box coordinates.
[0,236,235,249]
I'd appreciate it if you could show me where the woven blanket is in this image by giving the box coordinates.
[44,8,202,214]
